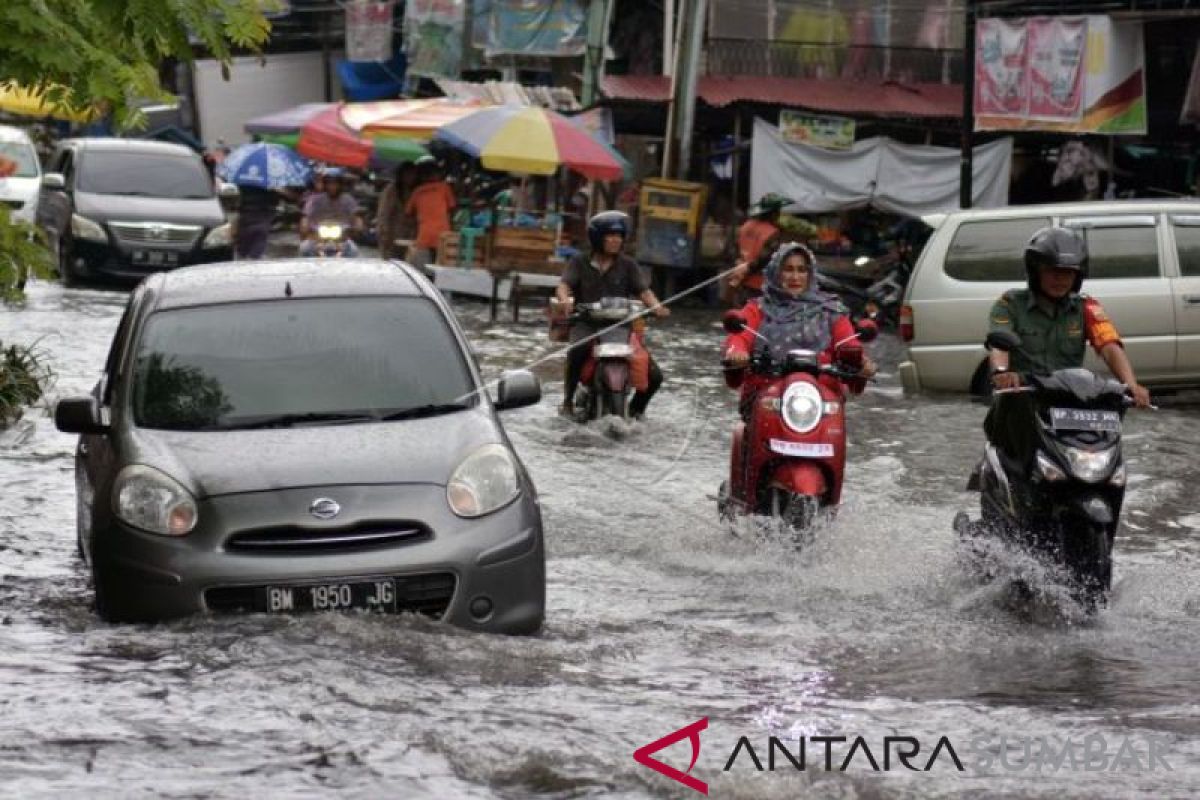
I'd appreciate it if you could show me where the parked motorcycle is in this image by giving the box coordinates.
[817,251,914,327]
[559,297,648,422]
[717,311,876,538]
[954,330,1135,611]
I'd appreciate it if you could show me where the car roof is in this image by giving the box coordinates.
[65,137,200,158]
[145,259,431,309]
[0,124,34,144]
[939,199,1200,225]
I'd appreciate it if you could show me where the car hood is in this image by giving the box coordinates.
[125,409,504,498]
[75,191,224,227]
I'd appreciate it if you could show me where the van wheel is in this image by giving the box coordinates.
[969,360,993,399]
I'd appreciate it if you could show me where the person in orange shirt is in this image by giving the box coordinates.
[727,193,790,306]
[404,157,456,269]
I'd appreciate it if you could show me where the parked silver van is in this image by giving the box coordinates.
[898,200,1200,394]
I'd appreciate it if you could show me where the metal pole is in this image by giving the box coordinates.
[661,0,690,178]
[675,0,707,180]
[663,0,675,77]
[960,0,976,209]
[582,0,612,107]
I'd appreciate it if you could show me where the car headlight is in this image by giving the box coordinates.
[781,382,823,434]
[203,222,232,248]
[113,465,198,536]
[1035,450,1067,482]
[447,443,520,518]
[1063,446,1117,483]
[70,214,106,243]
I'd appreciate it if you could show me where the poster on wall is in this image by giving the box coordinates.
[484,0,586,58]
[974,17,1029,117]
[404,0,465,79]
[976,15,1146,134]
[779,110,856,150]
[345,0,395,62]
[1027,16,1086,120]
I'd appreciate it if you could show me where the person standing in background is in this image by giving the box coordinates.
[404,157,456,269]
[376,161,418,260]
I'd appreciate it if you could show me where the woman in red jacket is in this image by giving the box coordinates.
[723,243,876,414]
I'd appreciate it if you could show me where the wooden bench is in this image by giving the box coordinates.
[484,227,561,322]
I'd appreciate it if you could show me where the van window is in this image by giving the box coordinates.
[1077,226,1159,279]
[944,217,1050,281]
[1176,223,1200,277]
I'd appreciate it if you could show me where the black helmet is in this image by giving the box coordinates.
[587,210,630,252]
[1024,225,1088,293]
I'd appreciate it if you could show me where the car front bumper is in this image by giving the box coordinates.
[91,484,545,634]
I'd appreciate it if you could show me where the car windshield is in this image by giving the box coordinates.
[77,151,213,199]
[0,140,39,178]
[131,297,477,431]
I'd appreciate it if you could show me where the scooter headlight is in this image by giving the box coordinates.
[317,223,344,240]
[781,383,823,434]
[1064,446,1117,483]
[1035,450,1067,482]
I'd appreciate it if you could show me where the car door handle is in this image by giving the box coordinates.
[1186,295,1200,305]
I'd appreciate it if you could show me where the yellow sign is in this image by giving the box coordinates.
[779,110,856,150]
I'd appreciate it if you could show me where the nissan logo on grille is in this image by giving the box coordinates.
[309,498,341,520]
[148,225,167,240]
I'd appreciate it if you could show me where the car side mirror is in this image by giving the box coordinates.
[722,311,747,334]
[855,317,879,343]
[42,173,65,191]
[985,330,1021,352]
[494,369,541,411]
[218,182,240,200]
[55,397,108,435]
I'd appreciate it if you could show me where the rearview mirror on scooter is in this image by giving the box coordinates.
[722,311,747,334]
[985,330,1022,352]
[855,317,879,343]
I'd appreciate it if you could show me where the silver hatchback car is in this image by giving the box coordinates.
[55,260,545,634]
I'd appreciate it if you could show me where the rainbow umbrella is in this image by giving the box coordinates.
[295,105,427,168]
[433,105,627,180]
[342,98,483,141]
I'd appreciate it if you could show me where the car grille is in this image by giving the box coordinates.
[226,523,430,554]
[204,572,457,618]
[1,200,23,210]
[109,221,202,247]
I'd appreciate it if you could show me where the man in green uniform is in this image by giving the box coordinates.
[985,226,1151,466]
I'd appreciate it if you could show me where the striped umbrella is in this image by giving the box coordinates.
[433,105,627,180]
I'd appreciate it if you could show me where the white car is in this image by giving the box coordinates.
[899,200,1200,394]
[0,124,42,225]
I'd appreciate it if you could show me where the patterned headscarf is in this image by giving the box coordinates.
[754,243,844,363]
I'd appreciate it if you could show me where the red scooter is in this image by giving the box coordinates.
[717,312,876,535]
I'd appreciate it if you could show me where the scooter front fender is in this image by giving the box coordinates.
[1073,495,1113,526]
[768,460,827,501]
[600,361,629,393]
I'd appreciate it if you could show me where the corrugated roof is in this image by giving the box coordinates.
[602,75,963,119]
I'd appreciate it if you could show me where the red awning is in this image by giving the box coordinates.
[602,75,963,120]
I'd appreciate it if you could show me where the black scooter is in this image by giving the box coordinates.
[954,330,1134,611]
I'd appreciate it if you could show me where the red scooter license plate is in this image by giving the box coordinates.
[769,439,834,457]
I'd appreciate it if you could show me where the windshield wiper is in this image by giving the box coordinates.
[378,402,470,421]
[106,190,159,197]
[223,411,379,430]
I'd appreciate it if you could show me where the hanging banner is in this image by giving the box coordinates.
[975,17,1029,117]
[404,0,465,79]
[779,110,856,150]
[976,15,1146,134]
[485,0,586,58]
[1027,17,1086,120]
[345,0,395,62]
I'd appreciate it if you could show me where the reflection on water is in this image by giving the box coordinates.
[0,280,1198,797]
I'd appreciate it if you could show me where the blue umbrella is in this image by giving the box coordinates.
[218,142,312,189]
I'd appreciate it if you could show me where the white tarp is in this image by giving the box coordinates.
[750,118,1012,217]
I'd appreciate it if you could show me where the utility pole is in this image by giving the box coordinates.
[662,0,707,179]
[960,0,977,209]
[581,0,613,107]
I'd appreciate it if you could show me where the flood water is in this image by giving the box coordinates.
[1,276,1198,799]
